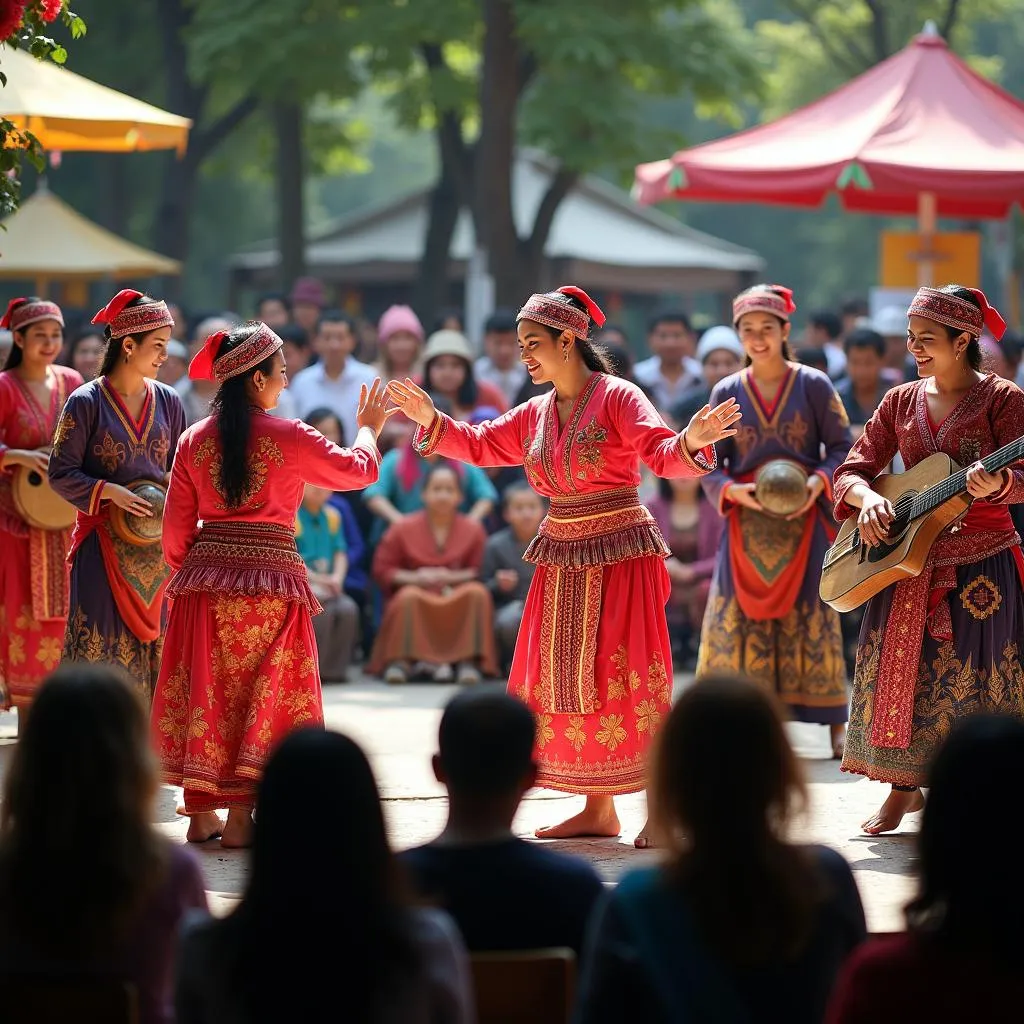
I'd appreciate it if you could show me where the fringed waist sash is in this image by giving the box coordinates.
[168,521,321,615]
[525,488,668,717]
[525,487,669,568]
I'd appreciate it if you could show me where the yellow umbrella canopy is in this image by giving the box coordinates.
[1,45,191,153]
[0,187,180,293]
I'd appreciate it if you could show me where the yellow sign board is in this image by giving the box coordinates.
[880,231,981,288]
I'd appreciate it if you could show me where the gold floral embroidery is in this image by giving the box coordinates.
[15,605,40,632]
[148,430,171,469]
[596,713,627,751]
[606,645,630,701]
[574,416,607,480]
[564,715,587,752]
[829,392,850,429]
[647,652,670,704]
[535,713,555,749]
[93,431,127,473]
[779,410,809,452]
[35,636,61,670]
[523,434,544,488]
[51,412,76,457]
[960,574,1002,621]
[635,699,662,736]
[733,423,760,459]
[193,434,284,511]
[8,634,25,666]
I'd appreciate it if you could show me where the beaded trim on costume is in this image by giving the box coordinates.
[9,300,63,331]
[908,287,983,337]
[109,300,174,339]
[212,323,283,382]
[517,295,591,340]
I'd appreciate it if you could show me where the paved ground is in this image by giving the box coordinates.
[0,673,918,931]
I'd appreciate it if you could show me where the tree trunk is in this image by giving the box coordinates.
[413,168,461,327]
[154,149,199,302]
[274,101,306,289]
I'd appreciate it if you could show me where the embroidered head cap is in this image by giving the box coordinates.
[188,321,284,384]
[92,289,174,340]
[908,286,1006,341]
[517,285,606,341]
[732,284,797,327]
[0,297,64,332]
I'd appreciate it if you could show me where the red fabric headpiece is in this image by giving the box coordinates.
[1,297,64,331]
[188,322,284,384]
[92,289,174,339]
[732,284,797,326]
[908,287,1006,341]
[516,285,607,340]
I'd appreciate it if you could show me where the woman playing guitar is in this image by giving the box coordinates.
[0,299,82,723]
[834,285,1024,834]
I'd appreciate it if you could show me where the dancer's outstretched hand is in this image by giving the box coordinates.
[386,378,437,429]
[356,378,399,434]
[683,398,741,453]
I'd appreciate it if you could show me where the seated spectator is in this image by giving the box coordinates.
[289,276,326,336]
[176,729,474,1024]
[63,326,105,381]
[256,291,291,329]
[279,322,314,375]
[827,715,1024,1024]
[634,311,703,411]
[669,325,744,428]
[295,482,360,683]
[368,463,498,685]
[376,304,424,380]
[402,689,604,955]
[803,310,847,380]
[0,665,208,1024]
[474,310,526,407]
[836,327,891,438]
[364,398,497,541]
[482,483,544,672]
[647,476,722,665]
[422,329,507,420]
[576,674,866,1024]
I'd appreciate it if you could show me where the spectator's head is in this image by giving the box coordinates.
[872,305,910,372]
[433,688,537,815]
[65,325,105,381]
[907,715,1024,963]
[840,295,869,336]
[302,482,331,512]
[423,330,478,411]
[377,305,424,377]
[289,276,327,333]
[483,309,519,371]
[257,291,291,329]
[595,323,629,350]
[278,322,311,375]
[314,309,357,375]
[733,284,795,367]
[305,406,345,447]
[503,481,545,541]
[0,665,166,955]
[165,301,186,338]
[190,315,235,356]
[432,307,464,334]
[995,329,1023,380]
[421,460,462,518]
[843,327,886,391]
[652,674,816,963]
[1,296,64,372]
[795,346,829,374]
[647,310,695,366]
[158,338,189,386]
[804,310,842,349]
[695,326,743,388]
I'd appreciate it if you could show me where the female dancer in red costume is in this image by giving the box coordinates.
[387,286,740,846]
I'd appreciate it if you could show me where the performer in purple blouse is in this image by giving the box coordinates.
[48,290,185,701]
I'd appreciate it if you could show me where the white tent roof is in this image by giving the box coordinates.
[232,151,763,292]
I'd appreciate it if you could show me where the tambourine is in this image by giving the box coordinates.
[109,479,166,546]
[11,453,76,531]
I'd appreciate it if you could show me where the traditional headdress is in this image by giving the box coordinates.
[188,322,284,384]
[0,297,64,332]
[92,289,174,340]
[732,284,797,326]
[908,286,1006,341]
[517,285,606,341]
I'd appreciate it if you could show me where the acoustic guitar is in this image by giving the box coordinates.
[819,435,1024,612]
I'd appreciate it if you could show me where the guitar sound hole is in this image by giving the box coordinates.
[28,471,42,486]
[865,512,911,562]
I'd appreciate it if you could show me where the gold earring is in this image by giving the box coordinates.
[563,347,569,362]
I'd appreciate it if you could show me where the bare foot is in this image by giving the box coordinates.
[186,811,225,843]
[830,723,847,760]
[634,819,656,849]
[535,796,621,839]
[220,807,255,849]
[861,788,925,835]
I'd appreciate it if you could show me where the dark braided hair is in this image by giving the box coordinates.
[209,323,278,509]
[531,291,614,374]
[936,285,983,371]
[2,297,61,371]
[98,293,160,376]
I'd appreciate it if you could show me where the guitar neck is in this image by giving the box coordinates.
[913,435,1024,517]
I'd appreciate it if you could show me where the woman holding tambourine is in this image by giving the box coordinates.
[48,290,185,702]
[0,298,82,719]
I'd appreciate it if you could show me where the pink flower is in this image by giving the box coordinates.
[40,0,62,22]
[0,1,27,39]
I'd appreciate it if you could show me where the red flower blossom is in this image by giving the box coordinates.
[0,1,27,39]
[39,0,61,22]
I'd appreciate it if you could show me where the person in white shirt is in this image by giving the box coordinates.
[473,309,526,406]
[632,310,703,413]
[288,309,377,447]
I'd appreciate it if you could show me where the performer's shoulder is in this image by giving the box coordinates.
[985,371,1024,399]
[150,378,185,405]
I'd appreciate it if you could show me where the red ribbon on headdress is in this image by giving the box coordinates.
[91,289,143,326]
[558,286,607,328]
[768,285,797,314]
[188,330,229,381]
[968,288,1007,341]
[0,297,26,329]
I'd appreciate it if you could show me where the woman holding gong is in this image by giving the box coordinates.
[48,289,185,702]
[697,284,852,757]
[0,298,82,719]
[834,285,1024,834]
